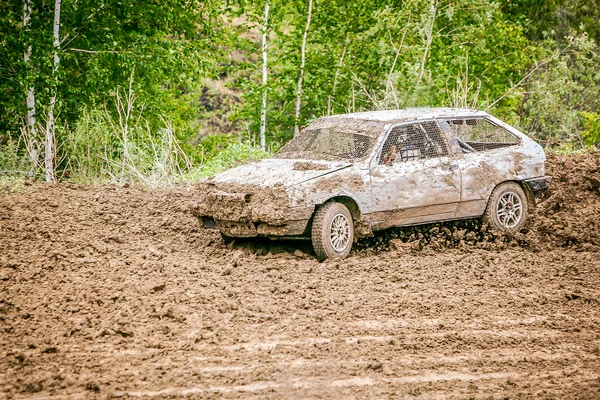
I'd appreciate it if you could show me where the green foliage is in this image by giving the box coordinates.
[187,141,271,180]
[53,93,269,185]
[230,0,536,144]
[548,144,593,156]
[58,93,194,186]
[60,107,118,184]
[1,0,226,141]
[2,0,600,184]
[500,0,600,43]
[580,112,600,148]
[0,1,28,136]
[0,138,33,177]
[520,34,600,148]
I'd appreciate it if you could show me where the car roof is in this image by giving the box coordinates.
[321,108,489,124]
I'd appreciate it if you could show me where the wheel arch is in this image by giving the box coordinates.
[515,180,537,209]
[482,180,531,231]
[314,195,372,237]
[485,180,536,212]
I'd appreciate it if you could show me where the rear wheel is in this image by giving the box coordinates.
[483,182,528,231]
[311,202,354,260]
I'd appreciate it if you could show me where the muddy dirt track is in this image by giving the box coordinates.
[1,153,600,399]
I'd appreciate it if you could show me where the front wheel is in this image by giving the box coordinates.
[311,202,354,260]
[483,182,528,231]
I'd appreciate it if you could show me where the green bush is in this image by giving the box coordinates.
[520,34,600,149]
[580,111,600,148]
[56,98,270,185]
[58,98,193,186]
[186,141,271,180]
[0,138,33,177]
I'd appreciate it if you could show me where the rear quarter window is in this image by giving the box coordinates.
[445,118,519,153]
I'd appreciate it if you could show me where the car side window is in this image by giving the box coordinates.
[445,118,519,153]
[379,121,449,165]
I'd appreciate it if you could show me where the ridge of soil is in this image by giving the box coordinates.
[1,152,599,398]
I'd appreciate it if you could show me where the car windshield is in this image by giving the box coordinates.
[275,117,381,161]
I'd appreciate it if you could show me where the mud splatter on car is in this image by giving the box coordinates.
[196,108,551,260]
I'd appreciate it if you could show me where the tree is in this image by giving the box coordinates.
[294,0,313,136]
[0,0,226,176]
[45,0,61,182]
[260,1,270,150]
[23,0,39,169]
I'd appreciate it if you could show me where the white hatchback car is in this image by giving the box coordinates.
[196,108,551,260]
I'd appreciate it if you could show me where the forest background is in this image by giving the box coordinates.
[1,0,599,184]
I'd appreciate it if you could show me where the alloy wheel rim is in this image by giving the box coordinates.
[330,213,350,252]
[496,191,523,228]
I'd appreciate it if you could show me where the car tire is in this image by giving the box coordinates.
[311,202,354,260]
[483,182,528,231]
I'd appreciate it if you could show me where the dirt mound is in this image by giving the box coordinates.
[1,153,599,398]
[530,151,600,250]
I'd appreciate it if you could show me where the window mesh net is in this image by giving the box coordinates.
[379,121,449,165]
[446,119,518,152]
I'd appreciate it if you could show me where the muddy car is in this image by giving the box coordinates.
[196,108,551,260]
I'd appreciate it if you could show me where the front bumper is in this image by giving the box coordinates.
[523,176,552,198]
[194,182,315,237]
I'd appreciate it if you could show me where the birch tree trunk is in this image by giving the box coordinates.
[416,0,437,87]
[45,0,61,182]
[260,1,270,151]
[23,0,39,168]
[294,0,313,136]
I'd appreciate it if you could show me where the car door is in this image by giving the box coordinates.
[368,120,461,230]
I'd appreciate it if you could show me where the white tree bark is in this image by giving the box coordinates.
[294,0,313,136]
[23,0,39,168]
[260,1,270,151]
[45,0,61,182]
[416,0,437,87]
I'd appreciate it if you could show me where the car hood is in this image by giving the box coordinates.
[207,158,352,188]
